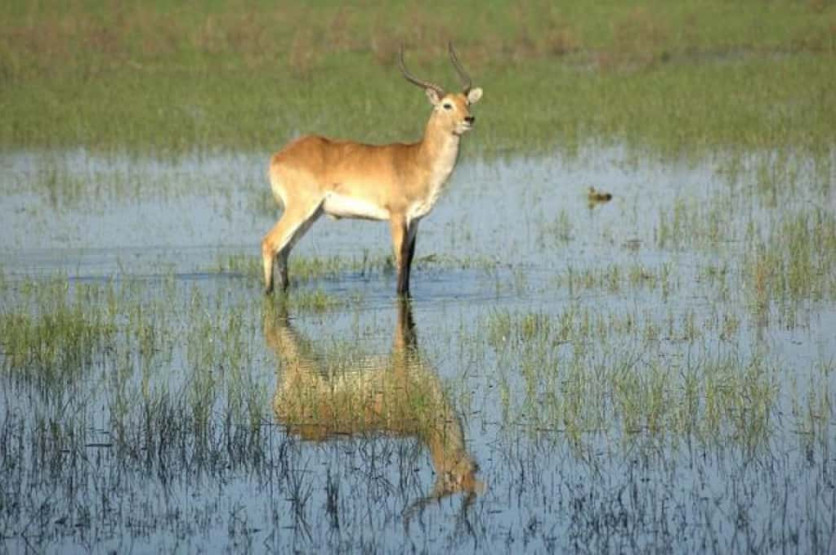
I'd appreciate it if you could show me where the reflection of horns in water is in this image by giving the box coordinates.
[264,298,483,518]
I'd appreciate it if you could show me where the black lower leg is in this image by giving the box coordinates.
[397,268,409,296]
[277,250,290,292]
[398,234,416,296]
[405,234,417,275]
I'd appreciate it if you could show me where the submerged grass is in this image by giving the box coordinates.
[481,305,779,452]
[744,207,836,305]
[215,251,500,288]
[0,254,833,550]
[216,251,393,284]
[0,265,801,465]
[0,278,116,387]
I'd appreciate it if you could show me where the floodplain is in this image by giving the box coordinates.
[1,1,835,553]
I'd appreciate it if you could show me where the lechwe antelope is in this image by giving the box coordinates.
[265,299,484,509]
[262,43,483,296]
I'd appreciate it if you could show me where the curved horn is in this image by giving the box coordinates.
[398,44,444,96]
[448,42,472,93]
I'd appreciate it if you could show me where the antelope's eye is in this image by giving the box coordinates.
[442,103,453,110]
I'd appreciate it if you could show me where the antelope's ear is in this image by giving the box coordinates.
[467,87,483,104]
[425,88,442,106]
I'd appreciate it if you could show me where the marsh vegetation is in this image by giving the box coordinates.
[1,1,835,552]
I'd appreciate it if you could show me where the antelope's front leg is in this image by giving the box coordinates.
[404,221,419,280]
[390,216,413,296]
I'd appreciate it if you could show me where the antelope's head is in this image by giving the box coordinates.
[403,448,485,527]
[399,43,483,137]
[436,451,484,498]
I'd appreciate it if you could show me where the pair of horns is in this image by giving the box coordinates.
[398,42,473,96]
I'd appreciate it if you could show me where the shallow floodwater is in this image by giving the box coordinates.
[1,147,834,553]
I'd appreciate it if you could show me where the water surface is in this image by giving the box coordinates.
[1,146,834,553]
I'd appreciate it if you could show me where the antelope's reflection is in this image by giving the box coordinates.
[265,299,483,509]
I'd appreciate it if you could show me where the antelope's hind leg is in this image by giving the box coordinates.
[262,201,324,294]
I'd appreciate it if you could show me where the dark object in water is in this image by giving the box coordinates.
[588,186,613,203]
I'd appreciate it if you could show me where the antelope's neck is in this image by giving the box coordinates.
[410,125,461,221]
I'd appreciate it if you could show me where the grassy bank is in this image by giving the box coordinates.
[1,1,835,156]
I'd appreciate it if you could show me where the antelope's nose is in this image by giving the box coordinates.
[465,116,475,125]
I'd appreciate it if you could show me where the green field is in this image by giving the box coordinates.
[2,0,835,155]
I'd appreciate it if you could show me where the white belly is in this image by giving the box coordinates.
[323,193,390,221]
